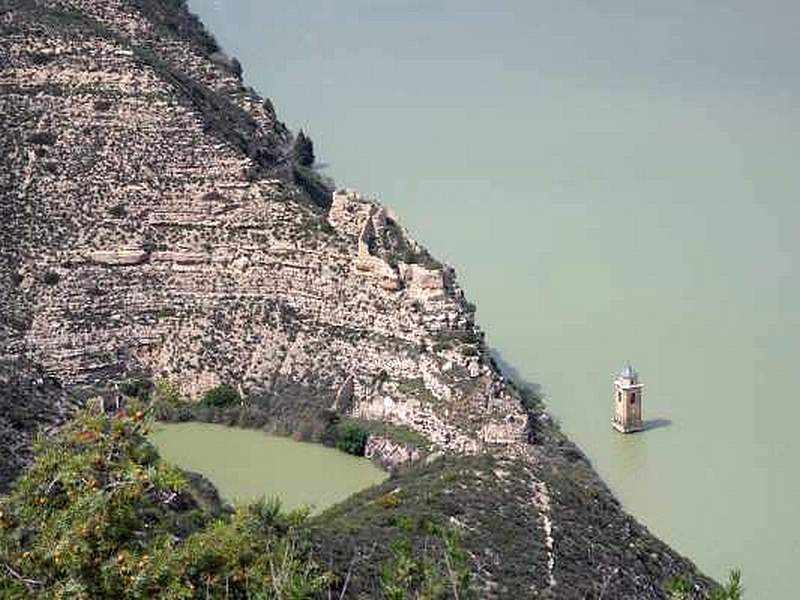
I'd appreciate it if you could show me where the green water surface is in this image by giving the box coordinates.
[150,422,387,512]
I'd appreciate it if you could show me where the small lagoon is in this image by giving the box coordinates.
[150,422,387,512]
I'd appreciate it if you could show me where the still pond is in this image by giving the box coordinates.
[150,422,387,512]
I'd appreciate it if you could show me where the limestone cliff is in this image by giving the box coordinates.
[0,1,712,597]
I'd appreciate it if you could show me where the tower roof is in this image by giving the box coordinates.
[620,363,638,380]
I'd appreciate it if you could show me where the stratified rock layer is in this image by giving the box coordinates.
[0,1,712,597]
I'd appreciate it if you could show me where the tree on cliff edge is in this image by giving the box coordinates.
[293,130,315,167]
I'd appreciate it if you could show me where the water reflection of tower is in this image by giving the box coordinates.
[612,364,644,433]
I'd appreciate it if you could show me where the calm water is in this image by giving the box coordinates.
[150,423,387,511]
[190,2,800,595]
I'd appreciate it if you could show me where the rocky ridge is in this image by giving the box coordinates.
[0,1,712,597]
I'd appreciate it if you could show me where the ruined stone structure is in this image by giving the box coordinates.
[0,1,712,596]
[613,364,644,433]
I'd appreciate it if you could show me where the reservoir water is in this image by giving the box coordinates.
[150,423,387,511]
[190,2,800,596]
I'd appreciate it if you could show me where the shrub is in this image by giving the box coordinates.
[30,52,54,65]
[665,569,744,600]
[519,384,543,413]
[202,383,241,407]
[154,378,182,405]
[0,410,333,598]
[231,57,243,79]
[292,130,315,167]
[664,576,694,599]
[28,131,56,146]
[142,241,166,253]
[377,491,401,510]
[107,203,126,218]
[120,377,150,401]
[712,570,744,600]
[94,99,113,111]
[42,270,60,285]
[292,165,334,209]
[87,283,105,296]
[335,422,369,456]
[201,190,226,203]
[380,524,472,600]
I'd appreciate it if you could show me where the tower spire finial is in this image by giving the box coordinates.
[621,362,636,380]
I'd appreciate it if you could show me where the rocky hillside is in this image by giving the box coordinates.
[0,0,713,597]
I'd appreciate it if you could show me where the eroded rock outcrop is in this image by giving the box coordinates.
[328,188,449,300]
[363,434,422,470]
[399,263,446,301]
[90,249,149,266]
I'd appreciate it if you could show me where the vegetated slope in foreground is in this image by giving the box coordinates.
[0,409,329,598]
[0,0,713,596]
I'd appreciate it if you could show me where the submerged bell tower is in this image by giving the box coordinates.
[613,364,644,433]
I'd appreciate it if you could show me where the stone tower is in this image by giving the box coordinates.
[612,364,644,433]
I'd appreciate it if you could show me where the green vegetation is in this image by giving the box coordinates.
[324,417,369,457]
[345,417,430,451]
[335,423,368,456]
[293,165,334,210]
[107,203,126,218]
[291,130,335,209]
[28,131,56,146]
[382,218,441,270]
[153,378,181,405]
[93,99,112,112]
[148,380,387,458]
[0,409,332,598]
[313,455,507,597]
[664,574,696,598]
[30,52,54,65]
[230,57,243,79]
[149,378,194,422]
[0,408,474,598]
[150,378,332,441]
[201,384,241,408]
[381,523,471,600]
[396,378,438,407]
[292,130,315,167]
[665,569,743,600]
[119,378,150,402]
[432,329,480,354]
[41,271,60,286]
[321,413,430,458]
[718,571,744,600]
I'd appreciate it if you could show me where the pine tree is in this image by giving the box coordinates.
[293,130,315,167]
